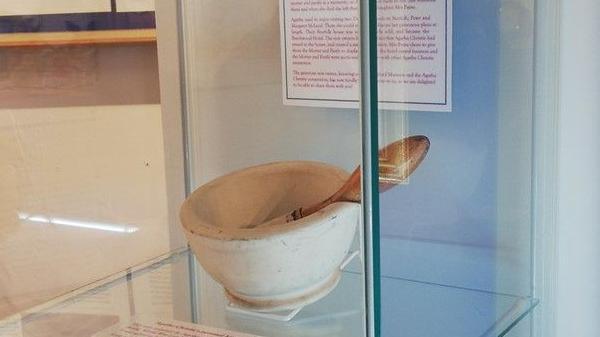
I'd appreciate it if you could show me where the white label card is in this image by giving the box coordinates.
[279,0,452,112]
[93,320,263,337]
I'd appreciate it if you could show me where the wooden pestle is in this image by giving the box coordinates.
[248,135,430,228]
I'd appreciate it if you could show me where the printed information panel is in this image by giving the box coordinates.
[279,0,452,111]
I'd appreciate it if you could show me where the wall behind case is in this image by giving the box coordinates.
[378,0,534,297]
[0,23,183,319]
[181,0,363,186]
[382,0,499,243]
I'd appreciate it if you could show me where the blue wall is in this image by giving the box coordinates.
[381,0,500,247]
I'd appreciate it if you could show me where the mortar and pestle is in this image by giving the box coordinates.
[180,136,430,313]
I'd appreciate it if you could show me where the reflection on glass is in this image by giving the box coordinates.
[18,212,139,233]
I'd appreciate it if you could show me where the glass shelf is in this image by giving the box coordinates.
[0,247,537,337]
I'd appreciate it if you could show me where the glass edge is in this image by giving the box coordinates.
[369,0,381,336]
[497,298,540,337]
[359,0,380,336]
[174,0,200,323]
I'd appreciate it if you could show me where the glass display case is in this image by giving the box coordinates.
[5,0,597,337]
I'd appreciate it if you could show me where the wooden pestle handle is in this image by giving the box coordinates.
[284,135,430,222]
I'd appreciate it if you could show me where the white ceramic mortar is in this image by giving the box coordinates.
[180,161,360,312]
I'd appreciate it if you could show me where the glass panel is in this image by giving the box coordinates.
[370,0,538,336]
[178,0,366,335]
[0,249,370,337]
[0,249,191,337]
[0,248,539,337]
[0,1,184,321]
